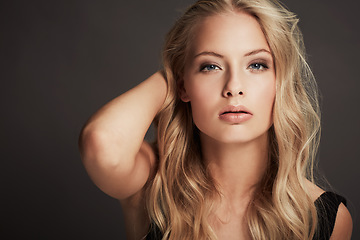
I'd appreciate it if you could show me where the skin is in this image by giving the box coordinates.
[181,11,276,239]
[79,10,352,240]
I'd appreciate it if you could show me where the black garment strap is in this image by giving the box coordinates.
[313,192,347,240]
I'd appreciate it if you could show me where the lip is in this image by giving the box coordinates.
[218,105,253,123]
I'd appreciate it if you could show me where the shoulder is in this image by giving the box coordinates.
[119,141,158,240]
[329,203,352,240]
[304,179,352,239]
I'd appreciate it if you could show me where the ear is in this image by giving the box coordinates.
[178,79,190,102]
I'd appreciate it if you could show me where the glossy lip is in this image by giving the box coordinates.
[219,105,253,116]
[218,105,253,123]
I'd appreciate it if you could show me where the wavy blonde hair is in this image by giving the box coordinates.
[147,0,321,239]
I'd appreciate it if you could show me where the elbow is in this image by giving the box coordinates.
[79,125,128,168]
[78,126,135,181]
[79,126,131,174]
[78,124,101,164]
[78,125,147,200]
[78,124,101,162]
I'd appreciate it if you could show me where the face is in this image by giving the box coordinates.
[181,11,276,145]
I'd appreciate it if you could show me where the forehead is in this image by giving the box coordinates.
[190,11,270,57]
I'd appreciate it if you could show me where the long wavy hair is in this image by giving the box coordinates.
[146,0,321,239]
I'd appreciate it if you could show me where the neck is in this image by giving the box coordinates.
[201,133,269,204]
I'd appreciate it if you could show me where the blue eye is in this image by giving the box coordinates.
[248,63,268,71]
[200,64,221,72]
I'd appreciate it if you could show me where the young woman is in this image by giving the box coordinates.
[79,0,352,239]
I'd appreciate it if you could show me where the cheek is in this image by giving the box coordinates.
[188,90,213,119]
[259,80,276,118]
[250,77,276,116]
[264,84,276,107]
[185,81,219,125]
[185,79,219,107]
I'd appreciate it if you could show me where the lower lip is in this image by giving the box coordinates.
[219,113,253,123]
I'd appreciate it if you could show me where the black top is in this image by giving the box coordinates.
[146,191,346,240]
[313,191,347,240]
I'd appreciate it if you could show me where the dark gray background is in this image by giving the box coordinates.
[1,0,359,239]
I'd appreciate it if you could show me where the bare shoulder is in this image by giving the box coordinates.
[304,179,353,239]
[119,187,149,240]
[120,188,150,240]
[119,141,157,240]
[330,203,353,240]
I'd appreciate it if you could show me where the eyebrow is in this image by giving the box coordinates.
[244,49,271,57]
[194,48,271,59]
[194,51,224,59]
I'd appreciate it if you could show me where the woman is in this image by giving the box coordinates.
[79,0,352,239]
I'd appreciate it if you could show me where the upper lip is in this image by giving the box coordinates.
[219,105,252,116]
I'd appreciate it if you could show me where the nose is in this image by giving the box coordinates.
[222,70,245,97]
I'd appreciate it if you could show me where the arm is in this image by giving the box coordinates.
[79,72,167,200]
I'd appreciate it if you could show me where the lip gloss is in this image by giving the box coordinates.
[219,112,253,123]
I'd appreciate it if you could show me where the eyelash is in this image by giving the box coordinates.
[200,64,221,72]
[248,62,269,72]
[199,61,270,73]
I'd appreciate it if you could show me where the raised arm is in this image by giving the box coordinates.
[79,72,167,200]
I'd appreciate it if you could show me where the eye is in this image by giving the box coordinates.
[248,62,269,71]
[200,64,221,72]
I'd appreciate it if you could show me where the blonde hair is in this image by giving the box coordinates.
[147,0,321,239]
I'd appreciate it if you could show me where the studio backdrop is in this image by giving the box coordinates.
[1,0,359,239]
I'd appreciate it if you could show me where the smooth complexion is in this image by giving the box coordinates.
[180,11,276,239]
[79,8,352,240]
[182,12,276,145]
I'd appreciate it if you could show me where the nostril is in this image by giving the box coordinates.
[226,92,232,97]
[239,91,243,95]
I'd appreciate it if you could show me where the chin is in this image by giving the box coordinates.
[204,129,270,146]
[219,136,260,144]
